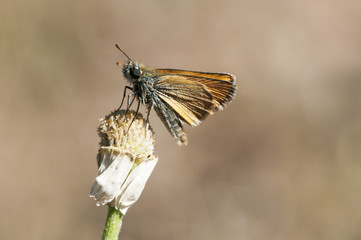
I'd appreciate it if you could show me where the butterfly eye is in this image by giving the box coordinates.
[130,65,141,79]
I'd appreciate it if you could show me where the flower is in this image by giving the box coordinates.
[90,110,158,215]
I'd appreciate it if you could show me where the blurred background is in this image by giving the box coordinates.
[1,0,361,239]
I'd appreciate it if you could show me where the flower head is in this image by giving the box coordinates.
[90,110,158,215]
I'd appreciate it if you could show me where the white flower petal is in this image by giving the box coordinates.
[114,156,158,214]
[90,153,135,205]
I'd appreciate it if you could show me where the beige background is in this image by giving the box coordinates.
[1,0,361,239]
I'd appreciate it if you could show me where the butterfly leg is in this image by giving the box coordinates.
[124,94,136,116]
[145,105,153,133]
[146,105,152,124]
[117,86,133,111]
[126,100,141,133]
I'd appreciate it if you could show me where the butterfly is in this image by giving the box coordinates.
[116,44,236,145]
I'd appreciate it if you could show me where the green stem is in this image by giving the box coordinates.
[102,206,123,240]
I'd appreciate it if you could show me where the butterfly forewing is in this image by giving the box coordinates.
[154,70,236,121]
[178,75,236,110]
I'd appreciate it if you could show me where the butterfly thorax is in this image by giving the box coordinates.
[123,60,156,105]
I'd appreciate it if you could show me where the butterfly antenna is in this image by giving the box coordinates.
[115,44,134,62]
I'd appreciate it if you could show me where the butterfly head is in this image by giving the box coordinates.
[123,60,143,83]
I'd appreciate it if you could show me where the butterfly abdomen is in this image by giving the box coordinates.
[152,96,188,145]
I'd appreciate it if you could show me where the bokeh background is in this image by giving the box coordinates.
[1,0,361,239]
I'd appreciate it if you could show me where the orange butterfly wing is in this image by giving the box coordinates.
[153,69,236,126]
